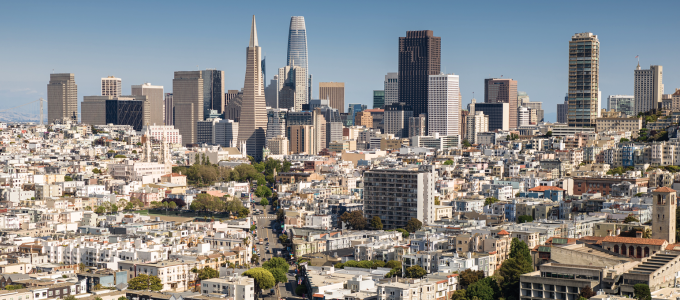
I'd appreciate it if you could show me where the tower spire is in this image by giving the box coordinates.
[249,15,258,48]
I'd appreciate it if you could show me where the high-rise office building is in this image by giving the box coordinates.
[468,99,509,132]
[409,114,426,138]
[567,32,600,127]
[225,90,239,107]
[238,16,268,160]
[131,83,164,125]
[288,125,313,155]
[428,74,460,136]
[347,104,366,126]
[607,95,635,116]
[355,111,373,127]
[202,69,225,116]
[484,78,518,129]
[319,82,345,113]
[173,71,203,145]
[47,73,78,124]
[557,95,568,123]
[164,93,173,126]
[466,111,489,144]
[215,119,239,148]
[634,64,663,114]
[267,135,289,156]
[398,30,441,119]
[384,72,399,106]
[82,95,150,131]
[373,90,385,109]
[518,107,530,127]
[197,118,221,145]
[318,106,343,148]
[278,65,307,110]
[311,108,327,154]
[266,108,287,141]
[518,91,544,122]
[364,165,435,229]
[101,76,121,97]
[287,16,310,102]
[384,102,413,138]
[265,76,279,108]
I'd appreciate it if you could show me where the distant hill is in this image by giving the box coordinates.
[0,111,39,123]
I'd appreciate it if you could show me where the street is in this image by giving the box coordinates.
[253,204,300,300]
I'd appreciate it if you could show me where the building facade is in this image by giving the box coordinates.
[202,69,225,116]
[467,111,489,144]
[319,82,345,113]
[164,93,173,125]
[384,72,399,107]
[634,65,663,114]
[131,83,164,125]
[469,99,509,132]
[567,32,600,127]
[384,102,413,138]
[428,74,460,136]
[607,95,634,116]
[173,71,204,145]
[101,76,121,97]
[485,78,518,129]
[47,73,78,124]
[398,30,441,119]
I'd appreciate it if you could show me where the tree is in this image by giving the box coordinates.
[263,257,289,274]
[92,168,101,174]
[499,239,534,300]
[405,218,422,232]
[634,283,651,300]
[260,199,269,206]
[114,154,126,158]
[65,175,73,181]
[295,285,308,296]
[451,289,466,300]
[517,215,533,224]
[462,140,472,148]
[269,268,287,285]
[624,214,640,223]
[95,206,106,215]
[128,274,163,291]
[466,277,498,300]
[459,269,485,287]
[63,296,77,300]
[117,297,128,300]
[78,263,86,272]
[545,131,553,137]
[509,238,532,267]
[340,210,367,230]
[370,216,383,230]
[443,159,454,165]
[405,265,426,278]
[395,228,410,239]
[196,266,219,280]
[255,185,273,198]
[484,197,499,206]
[276,209,285,222]
[279,234,288,244]
[385,260,401,269]
[620,138,631,143]
[251,253,260,265]
[242,268,275,297]
[579,285,595,299]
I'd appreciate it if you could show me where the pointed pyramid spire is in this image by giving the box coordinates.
[249,15,258,48]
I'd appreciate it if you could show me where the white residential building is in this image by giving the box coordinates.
[466,111,489,144]
[634,64,663,114]
[201,276,255,300]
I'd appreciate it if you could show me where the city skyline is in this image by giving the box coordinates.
[2,1,680,121]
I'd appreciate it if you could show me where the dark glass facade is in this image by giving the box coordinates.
[105,100,144,131]
[474,103,507,132]
[398,30,441,119]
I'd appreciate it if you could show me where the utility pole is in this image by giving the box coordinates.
[39,97,44,125]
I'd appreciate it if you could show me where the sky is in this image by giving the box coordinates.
[1,0,679,121]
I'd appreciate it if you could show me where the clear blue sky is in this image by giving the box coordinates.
[1,0,679,121]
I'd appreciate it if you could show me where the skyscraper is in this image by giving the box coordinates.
[634,64,663,114]
[265,75,279,108]
[202,69,225,116]
[373,90,385,109]
[567,32,600,127]
[384,102,413,138]
[287,16,309,99]
[47,73,78,124]
[101,76,121,97]
[238,16,268,160]
[173,71,204,145]
[428,74,460,136]
[607,95,634,116]
[398,30,441,119]
[277,65,307,110]
[469,99,509,132]
[164,93,173,126]
[131,83,164,125]
[484,78,518,129]
[384,72,398,106]
[319,82,345,113]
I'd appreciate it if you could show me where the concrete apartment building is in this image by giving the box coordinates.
[363,165,435,229]
[355,111,373,127]
[594,117,642,137]
[131,83,164,125]
[319,82,345,113]
[101,76,121,97]
[267,135,289,155]
[607,95,635,116]
[567,32,600,127]
[289,125,313,154]
[634,64,663,114]
[47,73,78,124]
[384,102,413,138]
[173,71,204,145]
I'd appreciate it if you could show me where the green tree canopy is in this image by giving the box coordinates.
[484,197,499,206]
[634,283,651,300]
[128,274,163,291]
[243,268,275,296]
[459,269,485,287]
[405,265,426,278]
[196,266,219,280]
[466,277,500,300]
[340,210,367,230]
[624,214,640,223]
[443,159,454,165]
[517,215,533,224]
[269,268,287,285]
[370,216,383,230]
[260,198,269,206]
[255,185,273,198]
[405,218,422,232]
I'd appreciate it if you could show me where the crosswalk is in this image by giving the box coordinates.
[256,215,276,220]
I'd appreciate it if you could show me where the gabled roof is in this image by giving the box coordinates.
[654,187,676,193]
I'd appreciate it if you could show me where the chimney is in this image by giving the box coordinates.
[636,231,643,239]
[616,228,621,236]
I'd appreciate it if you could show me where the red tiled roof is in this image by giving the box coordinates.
[654,187,676,193]
[497,230,510,235]
[602,235,667,246]
[528,186,565,192]
[666,243,680,250]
